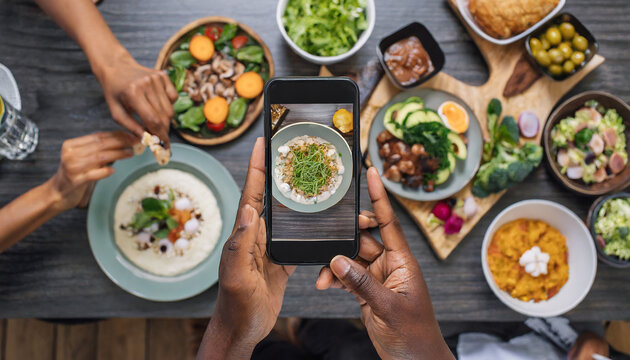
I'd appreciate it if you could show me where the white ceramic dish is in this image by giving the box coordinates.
[276,0,375,65]
[0,63,21,110]
[456,0,565,45]
[481,200,597,317]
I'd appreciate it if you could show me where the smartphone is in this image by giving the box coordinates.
[264,77,360,265]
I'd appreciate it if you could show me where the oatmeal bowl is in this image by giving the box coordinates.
[271,122,353,213]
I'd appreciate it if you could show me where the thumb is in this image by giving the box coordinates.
[221,204,259,269]
[330,255,393,314]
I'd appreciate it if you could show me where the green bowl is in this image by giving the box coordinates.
[368,88,483,201]
[271,122,353,213]
[87,143,239,302]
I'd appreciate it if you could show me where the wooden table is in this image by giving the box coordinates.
[1,0,629,321]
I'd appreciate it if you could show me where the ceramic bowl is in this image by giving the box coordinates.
[481,200,597,317]
[586,192,630,268]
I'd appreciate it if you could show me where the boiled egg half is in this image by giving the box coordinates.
[437,101,469,134]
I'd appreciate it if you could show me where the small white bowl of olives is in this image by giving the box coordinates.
[525,13,598,81]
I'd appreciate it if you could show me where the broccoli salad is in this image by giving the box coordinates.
[594,197,630,260]
[551,100,627,184]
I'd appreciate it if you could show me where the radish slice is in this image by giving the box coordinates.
[518,111,540,138]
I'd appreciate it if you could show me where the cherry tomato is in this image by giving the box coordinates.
[231,35,248,49]
[207,120,226,132]
[205,26,222,41]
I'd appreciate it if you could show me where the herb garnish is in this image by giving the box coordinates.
[288,144,333,197]
[402,121,451,170]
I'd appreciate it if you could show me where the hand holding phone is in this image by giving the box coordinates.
[316,168,454,360]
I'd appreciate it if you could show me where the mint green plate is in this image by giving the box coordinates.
[87,143,239,302]
[271,122,353,213]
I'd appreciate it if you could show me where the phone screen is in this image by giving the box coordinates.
[269,102,357,242]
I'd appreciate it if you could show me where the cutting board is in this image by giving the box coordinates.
[357,0,605,260]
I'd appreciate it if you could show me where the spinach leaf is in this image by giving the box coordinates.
[178,106,206,132]
[169,66,187,92]
[169,50,196,68]
[154,228,170,239]
[130,212,153,230]
[173,92,193,113]
[215,23,237,47]
[575,128,594,150]
[166,216,179,230]
[236,45,264,63]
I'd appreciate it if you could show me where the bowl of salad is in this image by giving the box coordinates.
[587,193,630,268]
[543,91,630,196]
[156,17,274,146]
[276,0,375,65]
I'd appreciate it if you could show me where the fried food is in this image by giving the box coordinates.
[469,0,559,39]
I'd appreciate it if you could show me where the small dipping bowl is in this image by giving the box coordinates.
[586,192,630,268]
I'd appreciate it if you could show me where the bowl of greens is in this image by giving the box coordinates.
[277,0,375,65]
[587,192,630,268]
[155,16,274,146]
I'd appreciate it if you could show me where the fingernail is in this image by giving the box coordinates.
[330,256,351,278]
[239,204,255,228]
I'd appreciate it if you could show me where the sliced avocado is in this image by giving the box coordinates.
[404,110,428,128]
[403,96,425,106]
[424,109,442,123]
[434,168,451,185]
[448,152,456,172]
[447,132,467,160]
[395,102,424,130]
[383,102,404,138]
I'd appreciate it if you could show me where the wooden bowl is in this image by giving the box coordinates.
[586,192,630,268]
[155,16,274,146]
[543,91,630,196]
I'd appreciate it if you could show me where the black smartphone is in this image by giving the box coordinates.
[264,77,360,265]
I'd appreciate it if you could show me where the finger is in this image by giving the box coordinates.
[221,204,259,271]
[143,88,172,149]
[330,255,394,314]
[367,167,409,252]
[94,149,134,166]
[108,101,145,139]
[149,74,175,120]
[359,210,378,229]
[126,93,170,148]
[78,131,137,153]
[358,231,384,262]
[160,71,179,103]
[316,266,335,290]
[236,138,265,224]
[82,167,115,182]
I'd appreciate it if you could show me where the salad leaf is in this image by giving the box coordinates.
[226,97,248,127]
[402,121,451,171]
[166,216,179,230]
[215,23,237,47]
[167,66,187,92]
[282,0,368,57]
[575,128,594,150]
[235,45,264,63]
[154,228,170,239]
[178,106,206,132]
[173,92,193,113]
[130,212,153,230]
[169,50,196,68]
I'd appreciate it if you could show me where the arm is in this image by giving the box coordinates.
[34,0,178,146]
[0,131,135,253]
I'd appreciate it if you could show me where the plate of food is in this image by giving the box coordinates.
[456,0,565,45]
[544,91,630,196]
[587,192,630,268]
[367,89,483,201]
[482,200,597,317]
[271,122,353,213]
[156,17,274,146]
[87,143,239,301]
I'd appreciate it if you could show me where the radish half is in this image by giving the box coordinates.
[518,111,540,138]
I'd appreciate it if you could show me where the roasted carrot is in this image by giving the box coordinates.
[189,35,215,62]
[235,71,264,99]
[203,97,229,124]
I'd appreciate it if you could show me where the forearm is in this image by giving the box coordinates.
[34,0,132,80]
[0,180,63,253]
[196,316,257,360]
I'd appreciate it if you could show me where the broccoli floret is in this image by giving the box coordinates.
[488,166,510,190]
[521,142,543,166]
[472,180,490,198]
[497,115,520,145]
[507,161,534,182]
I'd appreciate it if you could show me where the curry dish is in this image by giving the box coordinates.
[488,219,569,302]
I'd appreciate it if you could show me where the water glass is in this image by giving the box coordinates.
[0,95,38,160]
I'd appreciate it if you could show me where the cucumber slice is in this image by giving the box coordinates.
[404,111,427,128]
[383,102,404,138]
[424,109,442,123]
[394,102,423,133]
[403,96,425,106]
[434,168,451,185]
[447,132,467,160]
[448,152,456,172]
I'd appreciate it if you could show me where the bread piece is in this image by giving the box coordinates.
[469,0,559,39]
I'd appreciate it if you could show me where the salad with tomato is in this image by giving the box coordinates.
[165,22,270,138]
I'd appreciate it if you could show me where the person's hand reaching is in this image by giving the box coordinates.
[198,138,296,360]
[96,52,178,148]
[50,131,136,211]
[316,167,454,360]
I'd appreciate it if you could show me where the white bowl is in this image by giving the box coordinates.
[276,0,375,65]
[481,200,597,317]
[456,0,565,45]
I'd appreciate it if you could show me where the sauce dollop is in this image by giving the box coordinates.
[384,36,434,86]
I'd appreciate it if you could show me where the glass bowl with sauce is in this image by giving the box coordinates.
[377,22,445,89]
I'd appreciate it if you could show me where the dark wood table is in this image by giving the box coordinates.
[1,0,629,321]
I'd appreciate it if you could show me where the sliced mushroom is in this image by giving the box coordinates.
[200,82,214,102]
[223,86,235,99]
[231,62,246,81]
[214,82,226,97]
[208,74,219,85]
[194,64,212,83]
[220,77,232,87]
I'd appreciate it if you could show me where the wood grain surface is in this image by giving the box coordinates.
[359,0,604,260]
[0,0,629,321]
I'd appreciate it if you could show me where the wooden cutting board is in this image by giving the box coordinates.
[357,0,605,260]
